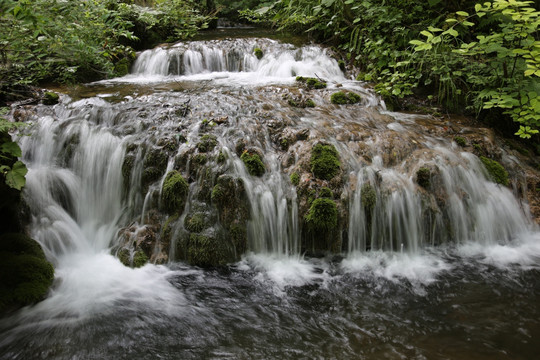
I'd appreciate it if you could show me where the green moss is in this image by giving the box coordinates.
[117,248,130,267]
[347,92,361,104]
[229,224,247,253]
[144,148,168,171]
[305,98,316,108]
[161,214,180,245]
[211,183,225,203]
[241,151,265,177]
[416,167,431,188]
[188,233,229,267]
[295,76,327,89]
[310,144,340,181]
[305,198,338,232]
[480,156,509,186]
[254,47,263,59]
[217,151,226,163]
[290,172,300,186]
[454,136,467,147]
[132,250,148,268]
[360,183,377,212]
[331,91,361,104]
[197,134,217,153]
[319,187,333,198]
[0,233,45,258]
[330,91,348,105]
[43,92,59,105]
[161,170,189,214]
[338,60,346,72]
[0,234,54,311]
[184,212,206,233]
[287,98,298,107]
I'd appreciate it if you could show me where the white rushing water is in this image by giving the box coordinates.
[6,37,540,324]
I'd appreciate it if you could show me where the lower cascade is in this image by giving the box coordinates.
[2,37,540,359]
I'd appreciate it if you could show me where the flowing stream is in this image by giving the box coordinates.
[1,36,540,359]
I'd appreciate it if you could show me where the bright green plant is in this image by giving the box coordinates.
[410,1,540,138]
[0,113,27,191]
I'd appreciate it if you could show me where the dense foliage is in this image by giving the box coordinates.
[0,0,213,92]
[245,0,539,139]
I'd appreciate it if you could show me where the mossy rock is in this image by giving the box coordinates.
[114,58,131,76]
[305,98,316,108]
[480,156,509,186]
[43,92,59,105]
[290,172,300,186]
[187,232,231,267]
[295,76,327,89]
[217,151,226,164]
[0,233,45,258]
[144,148,168,170]
[132,250,149,268]
[197,134,218,153]
[117,248,131,267]
[331,91,361,105]
[416,167,431,188]
[184,212,207,233]
[161,170,189,214]
[241,151,265,177]
[361,183,377,212]
[310,144,340,181]
[338,60,346,72]
[0,233,54,312]
[305,198,338,232]
[254,47,263,59]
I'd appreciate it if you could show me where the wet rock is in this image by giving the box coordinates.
[42,92,59,105]
[241,151,265,177]
[480,156,509,186]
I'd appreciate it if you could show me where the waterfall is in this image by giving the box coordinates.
[13,37,537,266]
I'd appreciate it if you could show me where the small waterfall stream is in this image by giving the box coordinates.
[1,36,540,360]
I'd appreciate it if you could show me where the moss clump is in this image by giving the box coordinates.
[0,233,54,311]
[117,248,130,267]
[144,148,168,170]
[241,151,265,177]
[454,136,467,147]
[305,98,316,108]
[217,151,226,163]
[310,144,340,181]
[416,167,431,188]
[43,92,59,105]
[331,91,361,105]
[161,170,189,214]
[290,172,300,186]
[197,134,218,153]
[319,187,333,199]
[480,156,509,186]
[295,76,327,89]
[361,183,377,212]
[254,47,263,59]
[305,198,338,232]
[184,212,206,233]
[338,60,346,72]
[347,92,361,103]
[132,250,148,268]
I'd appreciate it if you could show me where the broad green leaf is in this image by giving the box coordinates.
[0,141,22,158]
[4,161,27,190]
[456,11,469,17]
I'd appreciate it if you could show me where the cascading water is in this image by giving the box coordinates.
[2,36,540,360]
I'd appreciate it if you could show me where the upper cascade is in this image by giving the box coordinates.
[130,38,346,83]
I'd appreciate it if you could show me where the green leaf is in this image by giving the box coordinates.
[0,141,22,158]
[444,28,459,37]
[4,161,28,190]
[456,11,469,17]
